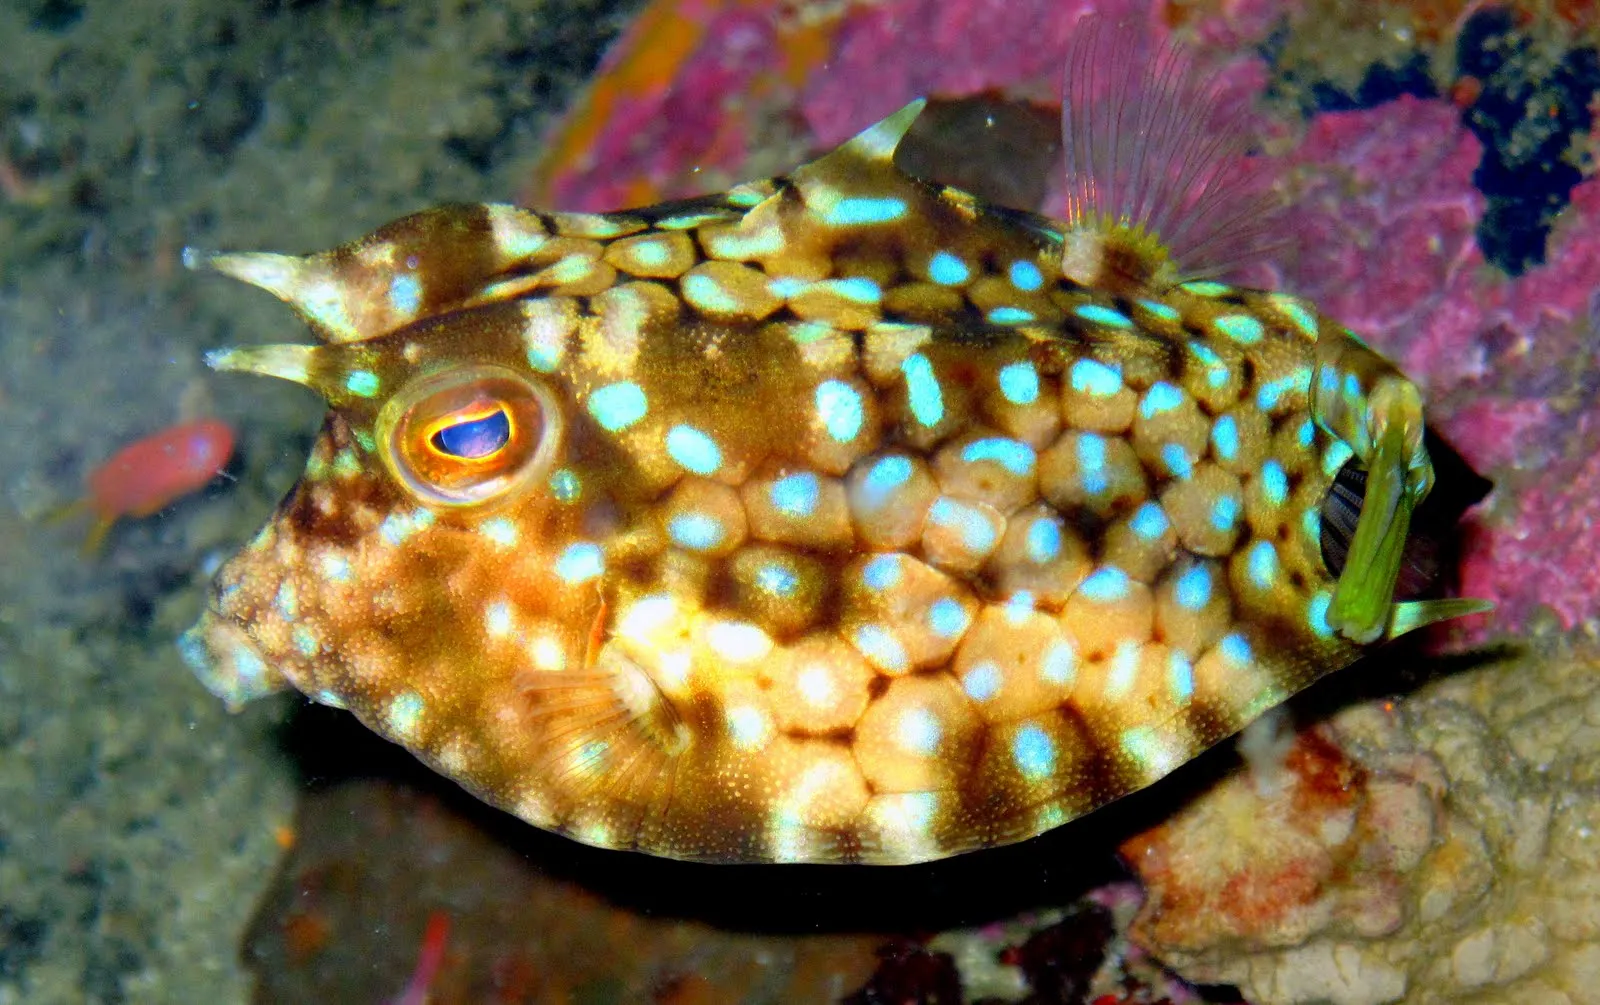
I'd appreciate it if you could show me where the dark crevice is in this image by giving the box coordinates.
[1262,6,1600,276]
[1457,7,1600,274]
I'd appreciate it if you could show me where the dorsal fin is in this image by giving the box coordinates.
[1058,17,1283,291]
[786,100,928,230]
[796,99,926,178]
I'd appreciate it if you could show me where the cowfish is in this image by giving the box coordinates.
[179,21,1489,864]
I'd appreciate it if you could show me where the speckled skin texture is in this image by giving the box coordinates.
[183,97,1443,865]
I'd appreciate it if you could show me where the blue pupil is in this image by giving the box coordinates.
[432,408,510,459]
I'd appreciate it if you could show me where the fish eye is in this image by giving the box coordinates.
[376,365,562,507]
[427,405,511,459]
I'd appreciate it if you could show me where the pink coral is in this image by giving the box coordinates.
[537,0,1281,210]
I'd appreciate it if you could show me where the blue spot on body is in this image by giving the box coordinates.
[589,382,648,431]
[1140,382,1185,418]
[927,250,970,286]
[988,306,1035,324]
[1322,440,1355,476]
[1297,419,1315,449]
[1247,540,1278,589]
[902,353,945,427]
[669,512,725,551]
[1070,358,1122,397]
[321,554,351,582]
[555,542,605,583]
[859,455,912,507]
[1174,565,1211,609]
[1210,495,1240,532]
[1308,591,1334,637]
[388,274,422,315]
[681,273,733,312]
[1004,592,1035,621]
[815,380,865,442]
[1257,378,1288,410]
[1074,304,1132,328]
[930,497,998,553]
[1130,501,1169,540]
[1220,632,1252,666]
[274,582,298,620]
[1013,725,1055,779]
[1139,299,1181,321]
[961,437,1035,476]
[1169,652,1195,702]
[862,554,902,591]
[832,276,882,303]
[770,472,820,517]
[768,276,810,298]
[1319,366,1340,395]
[1077,434,1108,494]
[1079,567,1129,602]
[854,624,908,673]
[963,662,1003,701]
[825,196,906,225]
[1190,343,1224,368]
[927,597,969,638]
[1008,260,1044,290]
[1275,297,1319,337]
[345,370,380,398]
[1211,415,1239,461]
[548,468,582,503]
[1260,460,1289,506]
[387,692,425,739]
[1162,443,1194,479]
[756,562,799,596]
[1026,518,1062,563]
[1041,641,1076,685]
[666,425,722,474]
[1215,314,1263,343]
[998,361,1039,405]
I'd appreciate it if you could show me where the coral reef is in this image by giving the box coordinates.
[1125,637,1600,1004]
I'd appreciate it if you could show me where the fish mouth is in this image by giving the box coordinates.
[1321,427,1492,601]
[177,608,287,711]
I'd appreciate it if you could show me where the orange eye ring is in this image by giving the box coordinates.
[377,365,562,507]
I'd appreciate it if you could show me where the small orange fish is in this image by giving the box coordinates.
[387,911,451,1005]
[56,418,235,552]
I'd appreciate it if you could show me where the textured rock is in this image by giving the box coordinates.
[1125,637,1600,1005]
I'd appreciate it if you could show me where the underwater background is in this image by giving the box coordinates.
[3,0,1600,1001]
